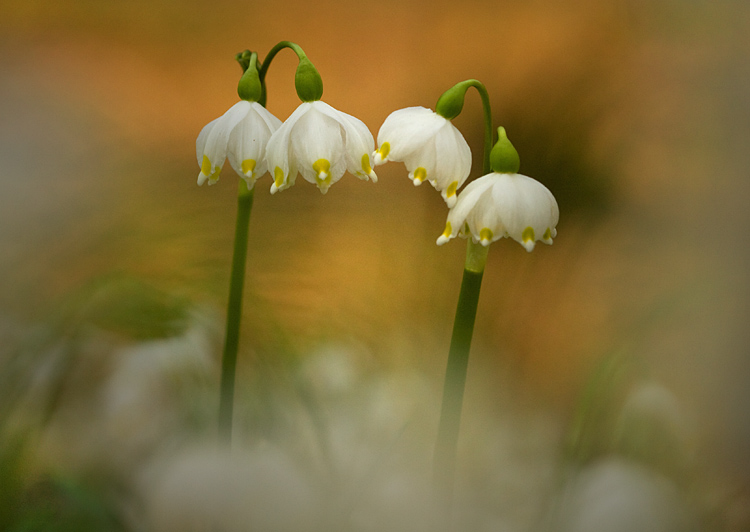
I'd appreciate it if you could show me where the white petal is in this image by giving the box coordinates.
[315,101,377,182]
[266,102,312,193]
[227,103,282,186]
[376,107,447,161]
[204,102,251,165]
[290,104,344,187]
[196,117,220,166]
[448,174,496,227]
[197,101,251,185]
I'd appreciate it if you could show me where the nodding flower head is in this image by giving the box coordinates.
[373,106,471,208]
[437,128,558,252]
[196,101,282,189]
[265,101,377,195]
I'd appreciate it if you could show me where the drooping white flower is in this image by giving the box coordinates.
[373,106,471,207]
[196,100,282,189]
[436,172,559,252]
[265,101,377,195]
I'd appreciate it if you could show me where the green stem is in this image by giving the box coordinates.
[435,79,493,174]
[433,79,495,507]
[218,180,254,444]
[433,241,489,500]
[258,41,319,106]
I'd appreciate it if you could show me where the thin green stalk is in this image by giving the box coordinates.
[218,180,254,444]
[433,241,489,499]
[433,79,495,507]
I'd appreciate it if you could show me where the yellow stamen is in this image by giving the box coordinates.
[442,221,452,238]
[522,226,535,243]
[241,159,256,176]
[376,142,390,160]
[479,228,493,242]
[274,167,285,188]
[413,167,427,183]
[446,181,458,198]
[361,153,372,175]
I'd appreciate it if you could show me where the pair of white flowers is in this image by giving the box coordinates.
[373,107,558,252]
[197,100,558,252]
[197,99,376,195]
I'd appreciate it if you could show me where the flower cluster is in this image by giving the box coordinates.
[373,103,559,251]
[196,52,558,251]
[196,49,376,195]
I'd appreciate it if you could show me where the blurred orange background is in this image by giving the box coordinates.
[1,0,749,520]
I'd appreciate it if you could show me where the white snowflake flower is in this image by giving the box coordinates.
[436,171,559,252]
[196,100,282,189]
[265,101,377,195]
[373,106,471,207]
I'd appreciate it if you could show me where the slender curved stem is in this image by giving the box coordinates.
[258,41,309,107]
[433,80,495,509]
[218,180,254,444]
[462,80,493,175]
[433,242,489,501]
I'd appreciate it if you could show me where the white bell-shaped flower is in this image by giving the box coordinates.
[436,127,559,252]
[197,100,282,189]
[373,106,471,207]
[265,101,377,195]
[436,172,559,251]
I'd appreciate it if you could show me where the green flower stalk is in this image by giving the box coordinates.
[196,51,281,444]
[434,123,559,503]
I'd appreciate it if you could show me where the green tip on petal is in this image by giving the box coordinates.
[295,58,324,102]
[490,126,520,174]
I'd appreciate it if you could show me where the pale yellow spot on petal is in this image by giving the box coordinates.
[241,159,256,176]
[522,226,535,243]
[543,228,552,240]
[376,142,390,160]
[446,181,458,198]
[274,167,285,188]
[413,167,427,183]
[479,228,493,242]
[312,158,330,178]
[442,221,453,238]
[361,153,373,175]
[200,155,212,176]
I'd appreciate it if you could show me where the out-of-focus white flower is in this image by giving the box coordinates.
[196,101,282,189]
[436,171,559,251]
[265,101,377,195]
[373,106,471,207]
